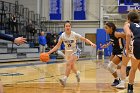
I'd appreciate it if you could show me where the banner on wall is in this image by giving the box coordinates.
[49,0,62,20]
[118,0,140,13]
[118,6,140,13]
[73,0,86,20]
[119,0,140,5]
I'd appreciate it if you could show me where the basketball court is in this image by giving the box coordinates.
[0,0,140,93]
[0,59,139,93]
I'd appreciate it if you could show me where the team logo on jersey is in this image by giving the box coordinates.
[134,23,140,28]
[64,40,74,43]
[64,40,74,47]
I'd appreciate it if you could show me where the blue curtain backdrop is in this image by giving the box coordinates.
[96,29,112,56]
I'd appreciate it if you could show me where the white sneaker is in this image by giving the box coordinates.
[116,80,125,89]
[59,78,66,87]
[76,72,80,82]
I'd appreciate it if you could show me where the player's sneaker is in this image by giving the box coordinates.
[116,80,125,89]
[59,78,66,87]
[111,79,120,86]
[127,83,133,93]
[76,72,80,82]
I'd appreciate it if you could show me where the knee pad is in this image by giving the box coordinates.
[107,61,117,74]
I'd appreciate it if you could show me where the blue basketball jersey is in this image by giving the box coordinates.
[130,22,140,41]
[129,22,140,59]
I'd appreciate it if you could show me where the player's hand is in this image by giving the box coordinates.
[91,43,96,48]
[14,37,27,45]
[46,52,51,55]
[101,44,107,48]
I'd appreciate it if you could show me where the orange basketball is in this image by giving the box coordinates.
[40,53,50,62]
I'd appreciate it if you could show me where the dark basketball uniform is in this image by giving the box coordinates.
[109,31,124,59]
[129,22,140,59]
[0,32,15,42]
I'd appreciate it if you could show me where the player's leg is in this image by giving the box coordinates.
[116,55,130,89]
[71,55,80,82]
[137,61,140,71]
[0,81,3,93]
[59,50,73,86]
[107,55,121,86]
[59,58,72,87]
[127,58,140,93]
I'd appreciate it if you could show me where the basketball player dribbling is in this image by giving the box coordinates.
[47,21,96,87]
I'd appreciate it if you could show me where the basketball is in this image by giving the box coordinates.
[40,53,50,62]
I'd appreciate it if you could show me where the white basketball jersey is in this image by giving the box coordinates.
[59,31,82,52]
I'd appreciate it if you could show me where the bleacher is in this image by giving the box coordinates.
[0,1,44,62]
[0,29,39,62]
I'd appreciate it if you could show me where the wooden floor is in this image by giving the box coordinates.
[0,59,140,93]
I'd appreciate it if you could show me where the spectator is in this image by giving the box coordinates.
[51,33,57,47]
[10,15,18,35]
[26,20,36,42]
[46,32,52,48]
[38,31,47,53]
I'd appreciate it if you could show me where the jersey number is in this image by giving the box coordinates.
[134,23,140,27]
[67,44,71,47]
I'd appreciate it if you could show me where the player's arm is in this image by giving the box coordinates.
[101,41,112,49]
[79,36,96,48]
[115,32,126,39]
[0,32,15,42]
[107,41,113,46]
[47,39,62,55]
[0,33,26,44]
[124,23,131,56]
